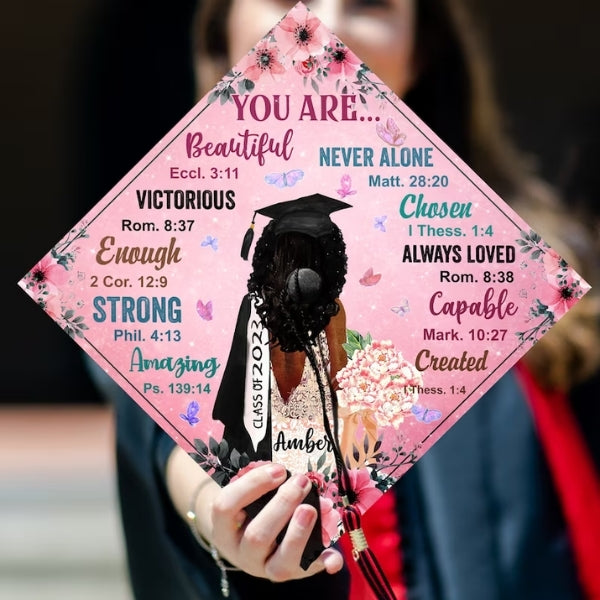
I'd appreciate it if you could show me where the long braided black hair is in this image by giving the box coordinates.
[248,223,347,352]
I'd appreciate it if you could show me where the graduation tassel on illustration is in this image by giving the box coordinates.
[240,211,257,260]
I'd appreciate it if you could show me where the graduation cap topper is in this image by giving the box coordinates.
[18,2,590,591]
[241,193,352,260]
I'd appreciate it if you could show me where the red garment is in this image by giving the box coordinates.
[516,362,600,600]
[340,364,600,599]
[339,489,406,600]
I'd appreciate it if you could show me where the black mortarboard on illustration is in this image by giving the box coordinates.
[240,193,352,260]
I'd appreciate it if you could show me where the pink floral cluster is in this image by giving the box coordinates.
[231,461,382,546]
[542,247,588,319]
[236,5,361,83]
[336,340,423,428]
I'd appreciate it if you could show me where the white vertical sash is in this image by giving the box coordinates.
[243,297,270,451]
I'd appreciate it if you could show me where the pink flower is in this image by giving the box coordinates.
[28,255,69,291]
[44,294,63,320]
[294,56,319,77]
[540,247,588,319]
[336,339,422,427]
[240,41,286,82]
[319,497,341,546]
[278,10,329,59]
[544,271,584,319]
[324,41,362,78]
[306,470,327,494]
[542,247,563,279]
[345,468,383,514]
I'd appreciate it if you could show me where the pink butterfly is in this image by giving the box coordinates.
[359,267,381,286]
[337,174,357,198]
[264,169,304,188]
[196,299,213,321]
[376,117,407,146]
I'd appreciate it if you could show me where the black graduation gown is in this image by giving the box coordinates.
[93,359,587,600]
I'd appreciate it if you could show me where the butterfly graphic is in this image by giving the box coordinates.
[411,404,442,424]
[196,299,213,321]
[201,235,218,251]
[264,169,304,188]
[376,117,407,146]
[391,298,410,317]
[180,400,200,426]
[374,215,387,232]
[337,174,357,198]
[359,267,382,286]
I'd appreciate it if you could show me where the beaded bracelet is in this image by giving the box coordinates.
[186,479,240,598]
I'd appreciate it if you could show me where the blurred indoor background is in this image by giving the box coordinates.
[2,0,599,598]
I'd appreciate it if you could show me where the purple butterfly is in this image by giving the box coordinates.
[180,400,200,426]
[376,117,407,146]
[411,404,442,424]
[337,174,357,198]
[196,299,213,321]
[265,169,304,188]
[391,298,410,317]
[201,235,218,251]
[374,215,387,232]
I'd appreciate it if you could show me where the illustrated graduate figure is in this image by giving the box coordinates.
[213,193,351,468]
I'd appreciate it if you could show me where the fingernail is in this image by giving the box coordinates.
[322,549,343,574]
[291,474,309,489]
[266,464,287,479]
[296,505,316,528]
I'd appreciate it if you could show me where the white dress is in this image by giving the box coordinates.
[270,332,338,482]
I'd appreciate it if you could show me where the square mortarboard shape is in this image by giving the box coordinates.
[241,193,352,259]
[18,0,591,579]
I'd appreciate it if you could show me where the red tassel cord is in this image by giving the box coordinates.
[341,501,397,600]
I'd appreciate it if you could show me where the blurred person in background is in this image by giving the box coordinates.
[80,1,600,598]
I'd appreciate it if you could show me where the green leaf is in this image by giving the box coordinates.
[194,438,208,455]
[217,439,230,460]
[208,436,220,455]
[239,453,250,469]
[316,451,326,471]
[346,329,361,345]
[230,448,241,469]
[342,341,357,358]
